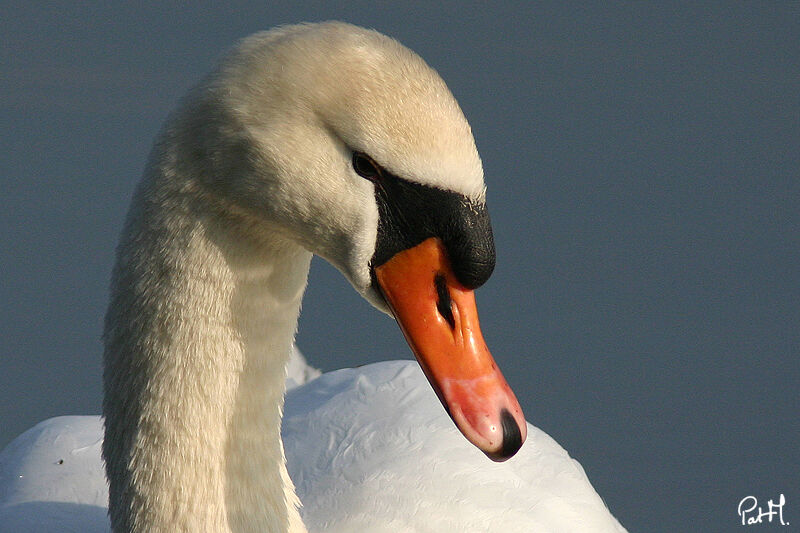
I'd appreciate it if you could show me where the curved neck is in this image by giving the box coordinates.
[103,149,311,532]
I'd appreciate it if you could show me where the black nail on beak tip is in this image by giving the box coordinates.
[485,408,523,462]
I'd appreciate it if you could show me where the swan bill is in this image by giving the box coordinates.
[374,237,526,461]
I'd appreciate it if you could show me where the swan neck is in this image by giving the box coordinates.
[103,162,311,532]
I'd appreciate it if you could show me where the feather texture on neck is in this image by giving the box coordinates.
[102,119,311,532]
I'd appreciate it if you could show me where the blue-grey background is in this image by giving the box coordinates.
[2,3,798,531]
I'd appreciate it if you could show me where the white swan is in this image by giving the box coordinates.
[0,22,625,532]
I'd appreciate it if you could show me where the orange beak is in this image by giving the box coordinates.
[375,237,526,460]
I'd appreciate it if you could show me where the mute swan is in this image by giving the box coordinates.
[0,22,625,532]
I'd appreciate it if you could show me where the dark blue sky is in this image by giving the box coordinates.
[2,3,798,531]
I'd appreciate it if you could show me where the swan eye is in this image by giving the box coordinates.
[352,152,382,181]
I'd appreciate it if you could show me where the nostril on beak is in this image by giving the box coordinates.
[434,273,455,330]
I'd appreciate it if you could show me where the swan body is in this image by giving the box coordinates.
[2,21,625,532]
[0,361,625,532]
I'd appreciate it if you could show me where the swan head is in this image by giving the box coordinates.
[181,22,525,459]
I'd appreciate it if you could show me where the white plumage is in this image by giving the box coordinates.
[0,359,624,532]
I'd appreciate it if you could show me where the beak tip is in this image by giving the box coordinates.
[483,408,525,462]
